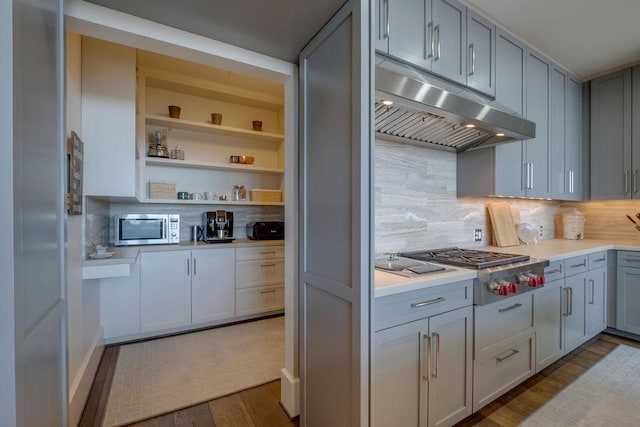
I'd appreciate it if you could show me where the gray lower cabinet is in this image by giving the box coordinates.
[590,68,632,199]
[373,296,472,427]
[563,272,587,352]
[585,267,606,336]
[616,251,640,334]
[534,279,565,372]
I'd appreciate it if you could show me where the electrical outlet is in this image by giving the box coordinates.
[474,229,483,242]
[539,225,544,237]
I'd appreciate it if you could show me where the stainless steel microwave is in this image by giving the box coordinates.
[114,214,180,246]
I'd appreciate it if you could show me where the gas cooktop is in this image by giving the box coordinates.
[398,247,530,270]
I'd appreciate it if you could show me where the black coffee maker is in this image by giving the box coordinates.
[203,210,234,242]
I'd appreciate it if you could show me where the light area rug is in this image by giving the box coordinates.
[520,344,640,426]
[102,316,284,426]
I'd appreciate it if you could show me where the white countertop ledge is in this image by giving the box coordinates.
[375,267,476,298]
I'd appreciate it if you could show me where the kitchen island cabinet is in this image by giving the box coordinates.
[373,280,473,427]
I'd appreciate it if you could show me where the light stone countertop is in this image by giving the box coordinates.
[374,238,640,298]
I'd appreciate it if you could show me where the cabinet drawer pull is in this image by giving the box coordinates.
[623,257,640,263]
[261,263,277,268]
[592,257,605,263]
[569,262,586,268]
[545,268,562,274]
[498,303,523,313]
[260,251,277,255]
[260,289,277,294]
[496,349,519,362]
[411,297,446,308]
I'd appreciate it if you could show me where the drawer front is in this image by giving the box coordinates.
[544,260,565,282]
[236,259,285,288]
[475,293,533,354]
[473,332,535,412]
[565,255,588,277]
[588,251,607,270]
[375,280,472,331]
[236,245,284,261]
[617,251,640,268]
[236,284,284,317]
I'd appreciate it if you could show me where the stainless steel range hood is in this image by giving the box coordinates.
[375,57,535,152]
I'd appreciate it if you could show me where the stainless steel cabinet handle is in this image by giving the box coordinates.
[546,267,562,274]
[411,297,446,308]
[530,163,534,190]
[498,303,523,313]
[589,279,595,304]
[261,263,276,268]
[428,21,434,58]
[624,257,640,263]
[563,288,569,316]
[260,289,277,294]
[592,257,605,263]
[568,287,573,315]
[496,349,519,362]
[383,0,389,39]
[568,170,574,194]
[570,262,586,268]
[635,170,638,194]
[625,170,630,193]
[469,43,475,76]
[522,163,528,190]
[187,258,190,276]
[422,333,431,381]
[193,258,196,275]
[432,332,440,378]
[434,25,441,60]
[260,251,276,255]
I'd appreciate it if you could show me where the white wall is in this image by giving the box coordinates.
[375,139,560,255]
[0,0,16,424]
[66,32,103,427]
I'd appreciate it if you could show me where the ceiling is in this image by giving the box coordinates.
[87,0,640,80]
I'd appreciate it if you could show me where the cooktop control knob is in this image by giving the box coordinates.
[498,284,509,296]
[509,282,518,294]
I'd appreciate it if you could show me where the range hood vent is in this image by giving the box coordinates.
[375,57,535,152]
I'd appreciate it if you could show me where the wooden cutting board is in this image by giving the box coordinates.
[487,203,520,247]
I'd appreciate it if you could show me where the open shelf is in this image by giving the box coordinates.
[146,114,284,143]
[142,198,284,207]
[145,157,284,175]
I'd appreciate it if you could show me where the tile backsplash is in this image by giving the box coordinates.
[375,139,560,256]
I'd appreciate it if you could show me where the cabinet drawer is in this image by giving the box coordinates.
[474,293,533,355]
[236,259,284,288]
[544,260,565,282]
[473,332,535,412]
[617,251,640,268]
[565,255,588,276]
[375,280,472,331]
[236,245,284,261]
[588,251,607,270]
[236,284,284,316]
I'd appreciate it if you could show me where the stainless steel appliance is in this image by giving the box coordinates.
[399,248,549,305]
[114,214,180,246]
[246,221,284,240]
[203,210,234,243]
[375,55,536,152]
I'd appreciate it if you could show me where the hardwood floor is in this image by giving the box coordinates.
[81,333,637,427]
[455,333,640,427]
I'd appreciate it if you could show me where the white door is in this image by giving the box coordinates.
[1,0,67,424]
[299,0,373,425]
[191,248,236,324]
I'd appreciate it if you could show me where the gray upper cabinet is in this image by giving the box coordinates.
[590,68,632,199]
[633,66,640,199]
[431,0,467,85]
[565,74,583,200]
[466,10,495,96]
[524,49,551,199]
[550,64,567,199]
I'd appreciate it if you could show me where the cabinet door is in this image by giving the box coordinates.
[373,319,428,427]
[525,50,551,198]
[533,280,565,372]
[549,65,567,199]
[632,66,640,198]
[191,248,235,324]
[493,29,526,197]
[82,37,136,197]
[564,274,586,353]
[590,68,632,199]
[431,0,466,85]
[428,306,472,427]
[387,0,431,70]
[616,266,640,334]
[565,74,582,200]
[466,10,495,96]
[585,268,606,337]
[141,251,192,332]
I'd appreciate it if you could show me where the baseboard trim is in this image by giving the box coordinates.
[280,367,300,418]
[69,326,104,427]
